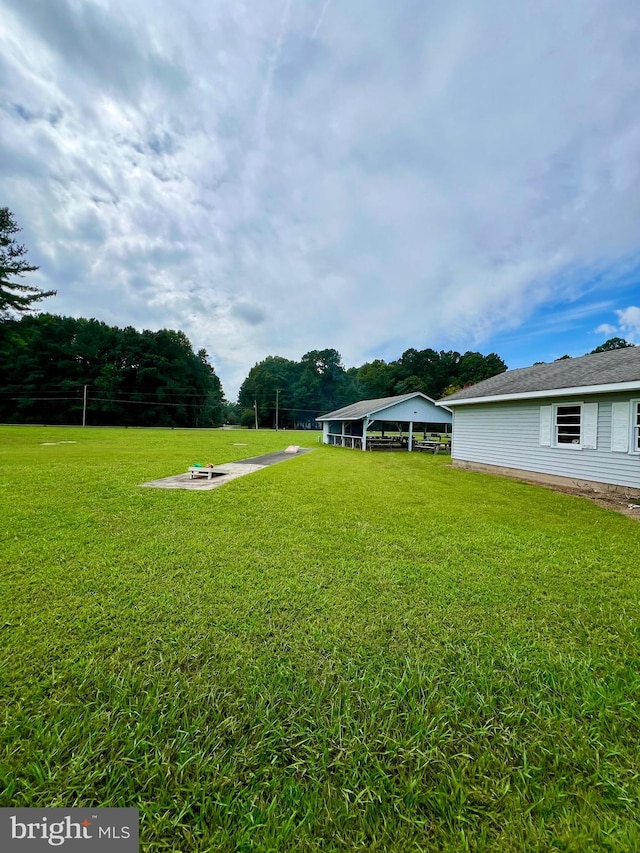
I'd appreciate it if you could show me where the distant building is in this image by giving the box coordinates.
[438,346,640,490]
[318,392,452,451]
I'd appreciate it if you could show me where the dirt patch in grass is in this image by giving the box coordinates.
[542,482,640,520]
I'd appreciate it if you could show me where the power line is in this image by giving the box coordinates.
[255,406,324,414]
[88,396,210,409]
[2,394,213,409]
[0,384,217,400]
[5,396,81,402]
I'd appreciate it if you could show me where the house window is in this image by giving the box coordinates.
[555,404,581,446]
[540,402,597,449]
[634,402,640,452]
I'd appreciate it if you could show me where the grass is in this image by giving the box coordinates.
[1,425,639,851]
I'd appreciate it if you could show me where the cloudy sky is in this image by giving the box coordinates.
[2,0,640,400]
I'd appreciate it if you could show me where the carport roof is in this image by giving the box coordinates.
[318,392,447,421]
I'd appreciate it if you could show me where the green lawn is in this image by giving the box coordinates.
[1,425,639,852]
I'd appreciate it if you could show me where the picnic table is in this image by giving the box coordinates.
[413,439,451,454]
[366,436,404,450]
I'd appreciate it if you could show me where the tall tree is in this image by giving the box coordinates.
[0,208,55,319]
[237,349,358,426]
[355,359,395,399]
[238,356,301,427]
[456,351,507,386]
[389,348,506,398]
[590,337,633,353]
[294,349,354,418]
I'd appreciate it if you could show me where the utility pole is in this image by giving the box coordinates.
[254,399,258,431]
[82,384,88,427]
[275,389,281,431]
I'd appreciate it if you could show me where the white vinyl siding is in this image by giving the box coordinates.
[452,394,640,489]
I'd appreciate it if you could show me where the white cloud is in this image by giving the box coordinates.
[593,305,640,345]
[616,306,640,343]
[1,0,640,397]
[595,323,618,335]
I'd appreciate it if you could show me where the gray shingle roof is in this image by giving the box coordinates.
[441,345,640,403]
[318,392,428,421]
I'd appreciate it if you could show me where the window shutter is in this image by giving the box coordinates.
[611,402,630,452]
[582,402,598,449]
[539,406,552,446]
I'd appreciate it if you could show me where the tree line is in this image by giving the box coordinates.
[0,314,225,427]
[236,347,508,428]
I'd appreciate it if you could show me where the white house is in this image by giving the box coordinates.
[438,346,640,490]
[318,392,452,451]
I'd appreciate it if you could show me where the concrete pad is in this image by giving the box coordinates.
[141,462,266,490]
[234,448,314,466]
[140,447,314,490]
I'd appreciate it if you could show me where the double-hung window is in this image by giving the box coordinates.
[555,404,581,446]
[540,402,598,449]
[634,401,640,453]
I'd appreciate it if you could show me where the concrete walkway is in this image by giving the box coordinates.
[140,447,314,491]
